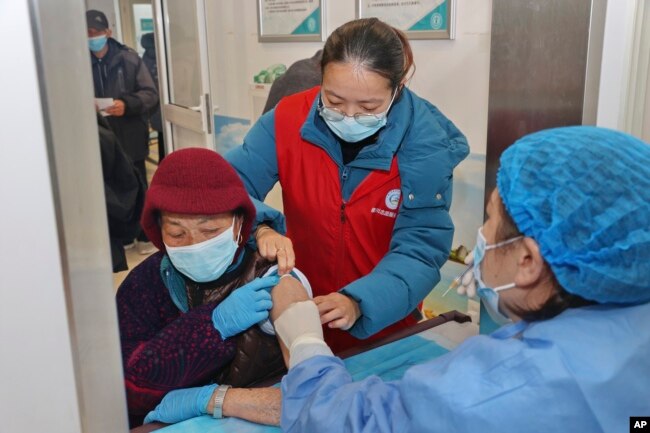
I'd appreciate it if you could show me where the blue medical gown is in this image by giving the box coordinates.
[281,302,650,433]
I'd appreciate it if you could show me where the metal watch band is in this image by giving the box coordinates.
[212,384,231,419]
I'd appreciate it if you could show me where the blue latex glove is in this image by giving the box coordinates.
[143,384,217,424]
[212,275,279,339]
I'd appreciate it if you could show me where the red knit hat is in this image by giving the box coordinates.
[141,148,256,252]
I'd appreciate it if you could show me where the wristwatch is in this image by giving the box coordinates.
[212,384,231,419]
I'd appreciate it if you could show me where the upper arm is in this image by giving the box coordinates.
[264,265,313,297]
[120,55,158,114]
[225,110,279,200]
[266,266,313,328]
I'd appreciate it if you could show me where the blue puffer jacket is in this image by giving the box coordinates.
[226,87,469,338]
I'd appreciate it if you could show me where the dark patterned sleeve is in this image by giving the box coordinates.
[115,254,237,419]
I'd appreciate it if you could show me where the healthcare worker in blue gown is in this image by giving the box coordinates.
[270,126,650,433]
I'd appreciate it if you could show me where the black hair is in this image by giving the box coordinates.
[495,197,595,322]
[321,18,414,91]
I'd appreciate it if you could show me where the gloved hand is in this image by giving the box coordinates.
[143,384,217,424]
[456,251,478,298]
[274,301,332,367]
[212,275,279,339]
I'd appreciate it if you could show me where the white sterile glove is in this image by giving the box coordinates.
[274,301,333,368]
[456,251,478,299]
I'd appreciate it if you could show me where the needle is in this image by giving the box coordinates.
[442,264,472,297]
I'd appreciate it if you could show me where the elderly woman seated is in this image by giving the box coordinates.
[269,126,650,433]
[116,148,306,427]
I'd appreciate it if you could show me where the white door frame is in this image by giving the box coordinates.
[118,0,152,53]
[153,0,215,150]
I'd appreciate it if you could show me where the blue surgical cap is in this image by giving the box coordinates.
[497,126,650,304]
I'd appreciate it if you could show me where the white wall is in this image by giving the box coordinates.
[207,0,491,252]
[596,0,637,129]
[0,2,82,432]
[208,0,491,156]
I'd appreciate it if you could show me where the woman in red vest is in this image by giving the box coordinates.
[226,18,469,353]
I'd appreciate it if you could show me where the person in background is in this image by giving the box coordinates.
[262,49,323,114]
[140,32,165,164]
[97,113,145,272]
[269,126,650,433]
[116,148,308,427]
[227,18,469,353]
[86,9,158,255]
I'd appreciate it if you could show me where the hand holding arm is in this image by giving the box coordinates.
[212,275,279,339]
[255,225,295,275]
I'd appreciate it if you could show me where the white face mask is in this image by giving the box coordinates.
[322,116,387,143]
[88,35,108,52]
[164,216,242,283]
[473,227,523,325]
[318,91,397,143]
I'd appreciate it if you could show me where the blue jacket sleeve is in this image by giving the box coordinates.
[225,110,279,201]
[280,334,568,433]
[341,104,469,339]
[342,206,454,339]
[246,196,287,245]
[224,110,287,238]
[225,111,287,238]
[281,356,408,433]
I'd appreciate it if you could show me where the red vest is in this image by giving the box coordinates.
[275,87,417,353]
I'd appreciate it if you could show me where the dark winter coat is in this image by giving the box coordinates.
[97,113,146,272]
[91,38,158,162]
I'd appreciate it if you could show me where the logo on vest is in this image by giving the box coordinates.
[385,189,401,210]
[371,189,400,219]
